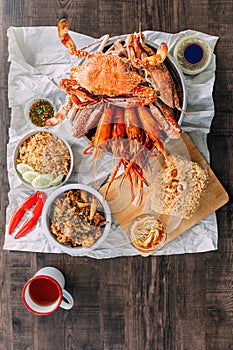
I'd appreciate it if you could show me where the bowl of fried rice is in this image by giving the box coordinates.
[41,184,112,255]
[14,130,73,190]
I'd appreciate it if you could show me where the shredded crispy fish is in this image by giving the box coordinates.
[49,189,107,248]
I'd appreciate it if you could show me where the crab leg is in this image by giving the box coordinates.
[128,33,181,110]
[137,32,156,56]
[149,101,181,138]
[45,95,73,126]
[142,43,168,66]
[144,62,181,109]
[80,35,109,52]
[58,19,109,58]
[135,33,168,65]
[106,87,158,107]
[73,103,104,138]
[58,19,88,58]
[59,79,99,105]
[126,34,168,68]
[67,104,79,121]
[126,33,140,62]
[105,40,127,57]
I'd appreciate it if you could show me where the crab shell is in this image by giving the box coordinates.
[70,53,146,96]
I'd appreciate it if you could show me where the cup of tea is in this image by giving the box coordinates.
[22,266,74,315]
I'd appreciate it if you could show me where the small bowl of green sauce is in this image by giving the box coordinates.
[173,36,212,75]
[25,97,56,127]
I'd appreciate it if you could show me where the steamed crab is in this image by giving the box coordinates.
[48,19,184,203]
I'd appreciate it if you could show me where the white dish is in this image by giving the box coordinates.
[41,184,112,256]
[173,35,212,75]
[24,96,57,128]
[14,130,73,190]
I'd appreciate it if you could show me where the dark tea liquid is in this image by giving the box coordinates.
[29,278,59,306]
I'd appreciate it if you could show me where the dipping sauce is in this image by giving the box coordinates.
[28,99,55,127]
[173,36,212,75]
[183,43,203,64]
[129,214,166,256]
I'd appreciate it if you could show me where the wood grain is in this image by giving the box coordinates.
[0,1,232,350]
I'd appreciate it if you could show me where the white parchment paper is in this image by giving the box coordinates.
[4,26,219,258]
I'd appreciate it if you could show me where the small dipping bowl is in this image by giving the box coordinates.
[128,214,167,257]
[25,96,56,128]
[173,36,212,75]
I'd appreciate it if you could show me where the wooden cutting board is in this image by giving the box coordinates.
[99,132,229,245]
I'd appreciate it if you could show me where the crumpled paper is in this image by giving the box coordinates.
[4,26,219,258]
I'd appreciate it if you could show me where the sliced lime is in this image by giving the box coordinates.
[31,174,53,189]
[51,174,65,187]
[16,163,34,175]
[22,171,40,184]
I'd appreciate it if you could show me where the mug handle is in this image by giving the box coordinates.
[60,289,74,310]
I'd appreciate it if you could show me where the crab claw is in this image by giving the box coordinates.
[142,43,168,66]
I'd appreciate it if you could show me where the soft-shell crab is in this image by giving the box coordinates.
[48,19,185,203]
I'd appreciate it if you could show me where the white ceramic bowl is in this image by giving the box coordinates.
[173,35,212,75]
[14,130,73,190]
[41,184,112,256]
[24,96,57,128]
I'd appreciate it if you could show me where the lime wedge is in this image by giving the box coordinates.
[16,163,34,175]
[51,174,65,187]
[22,171,40,184]
[31,174,53,189]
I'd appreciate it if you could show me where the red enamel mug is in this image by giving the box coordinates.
[22,267,74,315]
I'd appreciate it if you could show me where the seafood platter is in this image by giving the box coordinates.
[47,19,187,203]
[7,20,229,256]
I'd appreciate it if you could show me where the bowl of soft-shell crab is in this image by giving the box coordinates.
[41,184,112,255]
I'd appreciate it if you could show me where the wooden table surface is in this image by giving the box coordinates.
[0,1,232,349]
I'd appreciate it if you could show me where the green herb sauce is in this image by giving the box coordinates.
[29,99,54,127]
[174,36,212,75]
